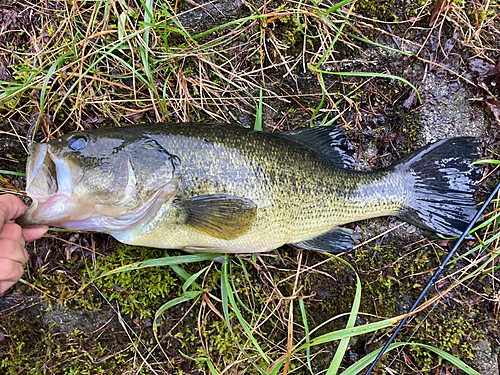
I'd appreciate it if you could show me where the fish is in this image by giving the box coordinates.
[17,123,482,253]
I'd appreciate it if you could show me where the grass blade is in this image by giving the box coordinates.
[268,316,401,375]
[0,170,26,177]
[326,257,362,374]
[79,253,219,293]
[342,342,480,375]
[298,299,312,373]
[182,266,209,293]
[309,65,422,103]
[221,258,270,368]
[254,88,263,131]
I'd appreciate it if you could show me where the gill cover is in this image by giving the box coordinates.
[19,131,181,232]
[71,136,181,217]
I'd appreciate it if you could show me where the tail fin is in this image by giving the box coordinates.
[395,137,482,237]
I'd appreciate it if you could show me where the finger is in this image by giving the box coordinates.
[0,280,18,294]
[0,222,25,246]
[0,239,29,265]
[0,194,27,223]
[0,258,24,294]
[23,226,49,242]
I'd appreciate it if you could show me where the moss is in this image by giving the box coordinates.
[354,0,399,22]
[267,3,310,56]
[33,264,102,311]
[0,321,134,374]
[27,243,184,321]
[408,309,483,370]
[86,244,182,319]
[198,316,242,358]
[401,114,422,147]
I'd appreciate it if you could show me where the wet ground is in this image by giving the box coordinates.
[0,0,500,374]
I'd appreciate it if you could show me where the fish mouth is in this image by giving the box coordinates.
[18,142,179,233]
[26,143,56,198]
[17,144,92,227]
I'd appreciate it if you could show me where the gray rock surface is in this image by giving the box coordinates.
[41,305,115,334]
[474,340,499,375]
[417,72,487,143]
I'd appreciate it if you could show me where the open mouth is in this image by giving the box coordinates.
[18,140,180,232]
[18,143,90,227]
[25,143,58,199]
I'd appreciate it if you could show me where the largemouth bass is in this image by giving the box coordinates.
[18,123,482,253]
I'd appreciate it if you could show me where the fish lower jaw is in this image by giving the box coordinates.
[20,194,98,228]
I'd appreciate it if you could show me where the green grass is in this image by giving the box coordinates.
[0,0,432,131]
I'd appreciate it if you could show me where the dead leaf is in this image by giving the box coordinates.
[477,61,500,124]
[429,0,450,27]
[0,7,17,34]
[403,89,418,110]
[437,239,449,247]
[64,233,81,261]
[469,58,495,76]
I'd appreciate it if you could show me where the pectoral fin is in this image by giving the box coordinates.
[176,194,257,240]
[295,227,361,253]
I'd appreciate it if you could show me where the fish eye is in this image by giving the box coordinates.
[68,136,88,152]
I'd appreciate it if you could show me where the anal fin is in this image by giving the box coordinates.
[295,227,361,253]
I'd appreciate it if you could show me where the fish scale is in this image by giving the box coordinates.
[18,123,482,253]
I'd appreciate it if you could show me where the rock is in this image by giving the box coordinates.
[417,72,487,143]
[41,305,115,334]
[473,340,499,375]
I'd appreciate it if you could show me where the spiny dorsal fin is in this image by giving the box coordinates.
[280,127,354,168]
[176,194,257,240]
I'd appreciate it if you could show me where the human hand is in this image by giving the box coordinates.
[0,194,48,294]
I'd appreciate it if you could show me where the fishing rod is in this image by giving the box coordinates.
[365,179,500,374]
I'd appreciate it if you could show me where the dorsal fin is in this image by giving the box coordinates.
[280,127,354,168]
